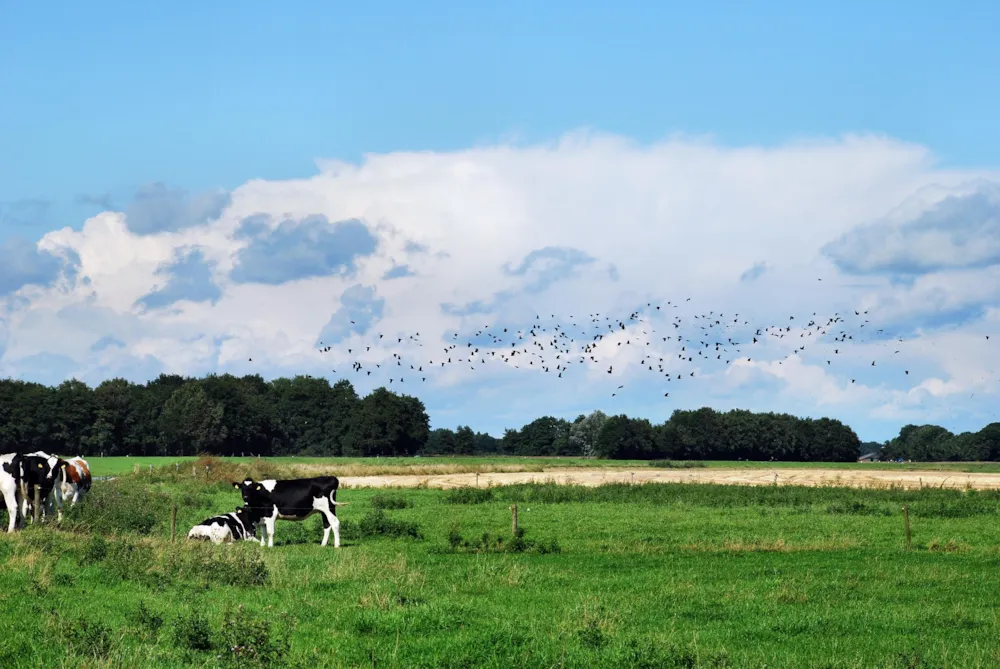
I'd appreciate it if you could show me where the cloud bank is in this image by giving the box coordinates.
[2,132,999,439]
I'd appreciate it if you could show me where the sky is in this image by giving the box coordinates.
[1,1,999,442]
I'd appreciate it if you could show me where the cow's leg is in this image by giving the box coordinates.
[18,483,29,524]
[264,513,276,548]
[314,498,340,548]
[2,490,17,533]
[53,488,64,523]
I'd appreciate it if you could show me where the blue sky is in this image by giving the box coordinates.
[1,1,999,442]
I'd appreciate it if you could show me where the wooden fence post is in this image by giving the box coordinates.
[33,486,41,523]
[902,504,911,550]
[170,504,178,543]
[475,473,479,488]
[510,504,518,535]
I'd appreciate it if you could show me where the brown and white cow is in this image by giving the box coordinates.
[53,457,92,521]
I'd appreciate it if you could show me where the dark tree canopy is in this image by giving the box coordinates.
[0,374,990,461]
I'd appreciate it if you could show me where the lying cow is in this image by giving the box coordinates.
[232,476,346,548]
[53,456,92,521]
[188,506,262,544]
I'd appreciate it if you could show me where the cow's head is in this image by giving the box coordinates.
[232,479,267,504]
[20,453,62,493]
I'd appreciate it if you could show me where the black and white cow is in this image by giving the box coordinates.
[232,477,345,548]
[188,506,263,544]
[17,451,63,523]
[1,453,25,533]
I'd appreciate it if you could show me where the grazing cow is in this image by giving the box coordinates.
[1,453,25,533]
[188,506,262,544]
[18,451,63,523]
[53,456,92,521]
[232,477,345,548]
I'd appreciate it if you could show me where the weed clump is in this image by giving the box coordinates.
[342,509,423,541]
[61,617,115,660]
[443,487,494,504]
[370,493,413,510]
[67,478,172,535]
[173,608,214,652]
[649,459,707,469]
[444,526,560,555]
[219,605,292,668]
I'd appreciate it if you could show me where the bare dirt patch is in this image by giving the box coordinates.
[340,467,1000,491]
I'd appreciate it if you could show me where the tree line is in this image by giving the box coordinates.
[878,423,1000,462]
[0,374,890,461]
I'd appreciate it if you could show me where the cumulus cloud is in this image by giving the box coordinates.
[2,131,1000,439]
[136,247,221,311]
[317,284,386,345]
[823,180,1000,275]
[124,182,230,235]
[230,215,378,285]
[0,236,78,295]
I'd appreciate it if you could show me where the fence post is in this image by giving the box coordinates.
[510,504,518,535]
[170,504,178,543]
[33,486,41,523]
[902,504,911,550]
[476,473,479,488]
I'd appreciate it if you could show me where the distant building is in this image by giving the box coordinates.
[858,452,880,462]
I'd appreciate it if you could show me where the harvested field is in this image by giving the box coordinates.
[341,466,1000,490]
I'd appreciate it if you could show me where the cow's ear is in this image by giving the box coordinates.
[255,484,262,491]
[232,482,240,489]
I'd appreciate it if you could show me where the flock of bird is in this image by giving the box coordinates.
[304,297,995,399]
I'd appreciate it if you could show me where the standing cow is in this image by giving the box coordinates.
[1,453,25,533]
[232,477,345,548]
[17,451,63,523]
[53,456,92,521]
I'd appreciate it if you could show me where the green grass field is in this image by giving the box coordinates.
[3,458,1000,667]
[85,455,1000,477]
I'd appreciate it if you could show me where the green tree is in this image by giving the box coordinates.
[158,383,227,455]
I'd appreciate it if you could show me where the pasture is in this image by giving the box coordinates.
[3,458,1000,667]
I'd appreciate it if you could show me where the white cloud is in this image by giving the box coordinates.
[2,131,1000,439]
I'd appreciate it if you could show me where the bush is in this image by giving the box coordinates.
[370,493,413,510]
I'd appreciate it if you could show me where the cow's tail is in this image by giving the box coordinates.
[329,488,348,506]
